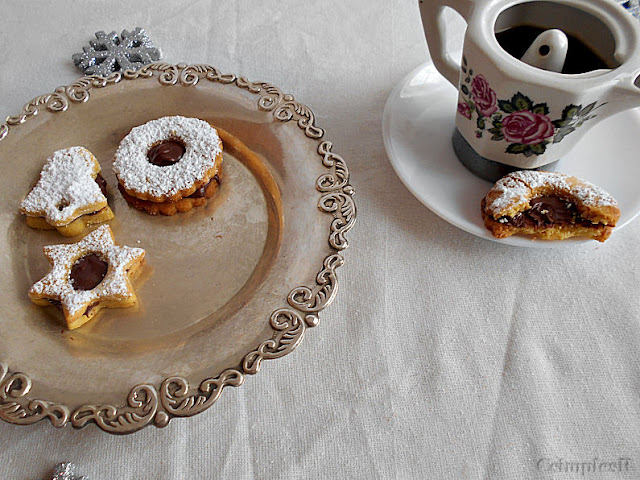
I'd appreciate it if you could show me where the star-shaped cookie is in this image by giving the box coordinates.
[29,225,145,330]
[20,146,114,237]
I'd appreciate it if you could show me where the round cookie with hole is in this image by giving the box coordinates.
[113,116,223,215]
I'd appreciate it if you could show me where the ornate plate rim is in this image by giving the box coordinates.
[0,62,356,434]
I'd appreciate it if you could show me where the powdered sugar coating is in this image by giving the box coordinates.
[20,147,107,226]
[113,116,222,199]
[29,225,145,317]
[484,170,618,217]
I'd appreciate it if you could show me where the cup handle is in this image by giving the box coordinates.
[419,0,474,86]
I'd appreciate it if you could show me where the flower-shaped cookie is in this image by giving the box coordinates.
[29,225,145,330]
[20,146,114,236]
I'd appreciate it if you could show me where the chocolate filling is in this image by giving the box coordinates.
[70,253,108,291]
[85,303,98,316]
[85,207,106,216]
[48,298,97,318]
[147,140,185,166]
[48,299,62,309]
[117,173,220,204]
[95,173,108,196]
[188,174,220,198]
[499,196,597,228]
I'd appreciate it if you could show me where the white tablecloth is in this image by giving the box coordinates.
[1,1,639,478]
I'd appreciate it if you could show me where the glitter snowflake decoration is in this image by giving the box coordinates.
[72,28,162,76]
[47,462,87,480]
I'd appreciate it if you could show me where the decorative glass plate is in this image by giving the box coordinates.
[0,63,355,434]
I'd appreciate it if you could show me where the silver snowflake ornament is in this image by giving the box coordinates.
[72,28,161,76]
[46,463,87,480]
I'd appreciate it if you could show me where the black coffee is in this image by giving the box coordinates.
[495,25,611,74]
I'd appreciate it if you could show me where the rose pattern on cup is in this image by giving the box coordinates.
[457,101,472,119]
[458,56,606,157]
[501,110,555,145]
[471,75,498,117]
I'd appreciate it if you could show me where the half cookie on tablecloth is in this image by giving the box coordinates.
[481,170,620,242]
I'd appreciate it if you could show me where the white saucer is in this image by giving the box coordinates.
[382,61,640,248]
